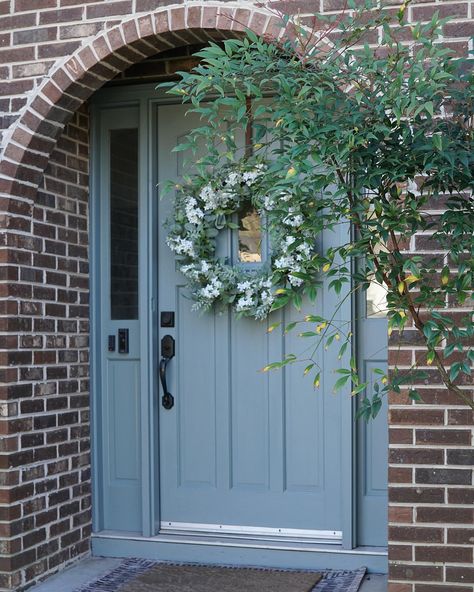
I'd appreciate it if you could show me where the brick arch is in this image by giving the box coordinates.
[0,3,282,206]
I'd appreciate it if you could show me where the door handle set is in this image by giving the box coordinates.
[160,334,175,410]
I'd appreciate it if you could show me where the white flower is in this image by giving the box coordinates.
[242,170,259,185]
[168,237,195,256]
[200,277,223,299]
[275,255,294,269]
[297,242,311,257]
[226,172,241,187]
[185,198,204,224]
[199,184,213,200]
[219,190,234,208]
[201,261,210,273]
[260,279,273,289]
[237,280,252,292]
[199,182,236,210]
[242,165,265,186]
[261,290,274,304]
[180,264,197,277]
[284,214,304,227]
[200,184,219,210]
[289,275,304,286]
[285,236,296,247]
[263,195,274,210]
[236,295,255,310]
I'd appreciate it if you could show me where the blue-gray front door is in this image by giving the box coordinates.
[93,93,387,551]
[157,104,346,541]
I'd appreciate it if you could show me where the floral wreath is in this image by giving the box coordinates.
[166,161,316,319]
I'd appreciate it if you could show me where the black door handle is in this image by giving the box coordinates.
[160,335,175,410]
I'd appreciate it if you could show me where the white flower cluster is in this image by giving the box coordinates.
[262,192,295,212]
[198,184,233,211]
[274,235,313,287]
[283,207,304,228]
[167,236,195,257]
[200,277,223,300]
[193,164,266,216]
[185,197,204,225]
[241,164,265,185]
[235,277,274,318]
[180,260,211,281]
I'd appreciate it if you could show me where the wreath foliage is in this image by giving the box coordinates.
[166,161,319,319]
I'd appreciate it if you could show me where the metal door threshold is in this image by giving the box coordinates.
[159,521,342,544]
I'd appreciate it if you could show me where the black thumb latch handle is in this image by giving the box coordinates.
[160,357,174,409]
[160,335,175,410]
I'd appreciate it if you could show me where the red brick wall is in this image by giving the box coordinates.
[0,107,90,591]
[0,1,472,591]
[388,207,474,591]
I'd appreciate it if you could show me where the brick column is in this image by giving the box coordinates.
[388,205,474,590]
[0,108,91,590]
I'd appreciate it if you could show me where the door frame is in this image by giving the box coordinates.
[89,83,385,568]
[90,88,161,537]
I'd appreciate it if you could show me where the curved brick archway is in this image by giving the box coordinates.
[0,3,282,205]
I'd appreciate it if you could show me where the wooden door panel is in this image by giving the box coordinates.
[157,104,346,538]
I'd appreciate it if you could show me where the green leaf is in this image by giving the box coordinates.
[172,142,192,153]
[338,341,348,360]
[293,292,303,310]
[313,372,321,388]
[304,315,325,323]
[408,389,423,402]
[351,383,368,395]
[333,374,350,392]
[271,296,290,311]
[371,395,383,419]
[262,361,282,372]
[424,101,434,117]
[449,362,462,382]
[432,133,442,151]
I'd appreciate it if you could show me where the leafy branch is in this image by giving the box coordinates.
[161,0,474,417]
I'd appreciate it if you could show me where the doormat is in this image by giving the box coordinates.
[73,558,367,592]
[118,563,322,592]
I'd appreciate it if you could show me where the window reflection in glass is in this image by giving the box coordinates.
[364,234,389,318]
[110,128,139,320]
[366,277,388,318]
[238,201,262,263]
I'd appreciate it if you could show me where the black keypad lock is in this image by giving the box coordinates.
[118,328,129,354]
